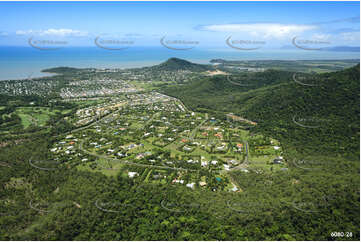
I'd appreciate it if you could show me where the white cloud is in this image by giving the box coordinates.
[16,28,88,37]
[311,33,332,40]
[199,23,317,38]
[339,32,360,42]
[16,30,34,35]
[42,28,88,36]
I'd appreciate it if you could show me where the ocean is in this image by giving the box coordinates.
[0,46,359,81]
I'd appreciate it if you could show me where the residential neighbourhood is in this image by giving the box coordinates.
[48,91,285,193]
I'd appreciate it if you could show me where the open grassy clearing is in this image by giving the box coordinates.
[14,107,66,128]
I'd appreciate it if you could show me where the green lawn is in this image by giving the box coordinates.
[131,81,176,91]
[248,154,286,172]
[17,113,33,128]
[15,107,66,128]
[77,158,124,177]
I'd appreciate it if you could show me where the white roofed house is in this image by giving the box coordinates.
[199,181,207,187]
[231,186,238,192]
[229,159,238,165]
[117,152,126,157]
[216,145,225,151]
[172,179,184,184]
[128,172,139,178]
[186,183,195,189]
[273,157,283,164]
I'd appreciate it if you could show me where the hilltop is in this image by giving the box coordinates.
[41,67,84,74]
[161,64,360,157]
[149,57,214,72]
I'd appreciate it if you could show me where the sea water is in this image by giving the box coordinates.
[0,46,359,80]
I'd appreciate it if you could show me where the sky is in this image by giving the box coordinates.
[0,1,359,49]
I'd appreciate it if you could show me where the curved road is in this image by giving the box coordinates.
[69,96,248,176]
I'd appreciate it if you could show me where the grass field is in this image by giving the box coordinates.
[132,81,177,91]
[77,158,124,177]
[14,107,68,128]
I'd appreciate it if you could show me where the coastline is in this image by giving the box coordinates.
[0,71,58,81]
[0,56,359,81]
[0,46,359,81]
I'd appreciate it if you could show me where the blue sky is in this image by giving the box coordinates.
[0,1,359,49]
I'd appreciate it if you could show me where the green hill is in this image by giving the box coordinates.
[41,67,83,74]
[149,57,214,72]
[161,64,360,158]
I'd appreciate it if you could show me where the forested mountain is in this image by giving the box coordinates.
[161,64,360,158]
[148,58,214,72]
[42,67,84,74]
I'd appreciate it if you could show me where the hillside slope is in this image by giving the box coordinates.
[161,64,360,157]
[148,57,214,72]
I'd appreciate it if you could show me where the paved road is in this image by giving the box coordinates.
[292,73,318,87]
[229,141,249,171]
[245,142,249,164]
[189,113,208,140]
